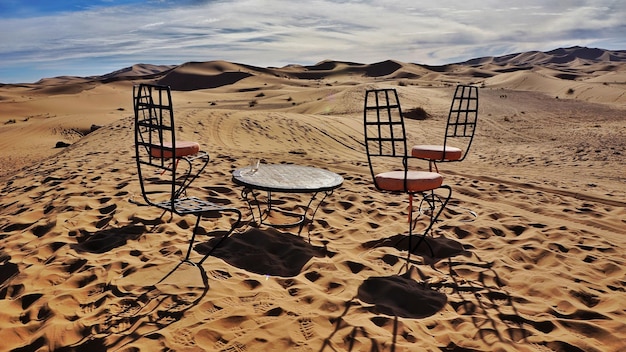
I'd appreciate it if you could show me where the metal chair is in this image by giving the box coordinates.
[411,85,478,172]
[133,83,241,262]
[364,88,451,261]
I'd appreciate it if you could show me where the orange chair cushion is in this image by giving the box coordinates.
[150,141,200,159]
[375,170,443,192]
[411,144,462,161]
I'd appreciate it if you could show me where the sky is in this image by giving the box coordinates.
[0,0,625,83]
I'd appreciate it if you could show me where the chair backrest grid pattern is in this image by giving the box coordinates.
[443,85,478,162]
[364,88,411,192]
[364,88,408,159]
[134,83,178,210]
[135,84,177,170]
[445,85,478,139]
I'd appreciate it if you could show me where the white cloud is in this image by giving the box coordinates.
[0,0,624,82]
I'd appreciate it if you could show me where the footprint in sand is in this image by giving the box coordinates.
[298,317,315,341]
[171,327,196,347]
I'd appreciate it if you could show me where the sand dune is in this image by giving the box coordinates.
[0,46,625,351]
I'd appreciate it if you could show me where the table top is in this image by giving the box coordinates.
[232,163,343,193]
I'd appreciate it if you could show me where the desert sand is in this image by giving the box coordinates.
[0,46,625,351]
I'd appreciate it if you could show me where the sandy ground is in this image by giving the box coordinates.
[1,48,625,351]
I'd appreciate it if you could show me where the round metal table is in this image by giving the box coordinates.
[232,163,343,233]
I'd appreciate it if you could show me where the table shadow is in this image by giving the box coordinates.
[71,224,147,254]
[196,227,332,277]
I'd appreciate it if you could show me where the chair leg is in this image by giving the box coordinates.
[175,154,210,199]
[407,185,452,260]
[428,160,439,173]
[407,192,433,262]
[407,194,416,262]
[184,215,203,262]
[187,209,243,265]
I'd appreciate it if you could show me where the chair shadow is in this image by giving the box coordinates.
[355,234,472,322]
[357,267,448,319]
[320,283,445,352]
[432,254,539,348]
[362,233,472,266]
[195,227,332,277]
[321,252,536,351]
[319,235,474,351]
[61,255,210,350]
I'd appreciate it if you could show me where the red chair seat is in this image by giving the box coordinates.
[150,141,200,159]
[375,171,443,193]
[411,144,462,161]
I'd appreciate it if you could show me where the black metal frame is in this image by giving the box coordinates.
[133,83,241,262]
[364,88,451,260]
[424,84,479,172]
[240,187,335,235]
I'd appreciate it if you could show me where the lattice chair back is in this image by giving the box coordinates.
[134,83,203,211]
[364,88,409,191]
[444,85,478,162]
[412,85,478,171]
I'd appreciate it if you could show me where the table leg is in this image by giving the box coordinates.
[240,188,335,235]
[263,190,306,228]
[241,187,264,226]
[298,189,334,236]
[241,188,304,227]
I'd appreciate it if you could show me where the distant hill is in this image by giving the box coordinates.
[456,46,626,67]
[6,46,624,98]
[92,46,626,88]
